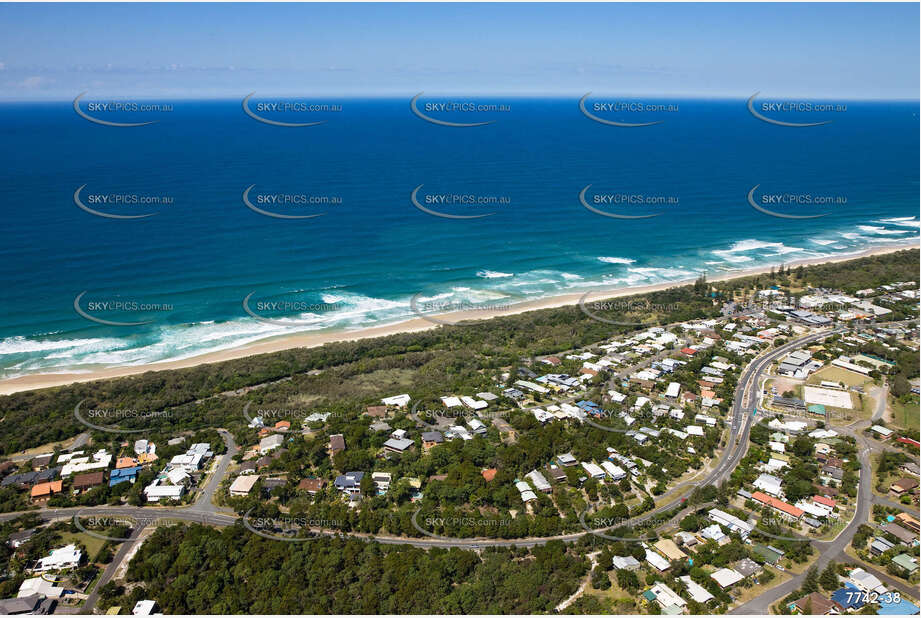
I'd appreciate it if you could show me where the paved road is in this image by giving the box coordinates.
[1,327,888,614]
[731,382,920,614]
[869,385,889,423]
[81,521,147,612]
[194,429,238,514]
[2,332,839,539]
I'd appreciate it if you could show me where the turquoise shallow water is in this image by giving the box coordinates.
[0,97,917,377]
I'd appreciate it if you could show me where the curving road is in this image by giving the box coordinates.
[7,327,899,615]
[2,330,841,545]
[731,381,919,613]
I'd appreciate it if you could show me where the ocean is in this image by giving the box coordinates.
[0,96,918,378]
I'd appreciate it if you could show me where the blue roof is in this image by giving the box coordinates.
[576,400,600,410]
[110,466,142,478]
[831,584,864,609]
[877,599,920,615]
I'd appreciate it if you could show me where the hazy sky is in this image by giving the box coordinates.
[1,3,918,99]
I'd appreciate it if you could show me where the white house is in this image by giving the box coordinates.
[17,577,64,599]
[381,394,411,407]
[665,382,681,399]
[33,545,81,572]
[144,482,185,503]
[679,575,714,603]
[601,461,626,481]
[711,568,744,589]
[259,434,284,454]
[229,475,259,497]
[649,582,686,612]
[753,473,784,497]
[709,508,752,537]
[581,462,605,479]
[645,549,671,572]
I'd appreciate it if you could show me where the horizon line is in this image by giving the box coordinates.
[2,93,920,104]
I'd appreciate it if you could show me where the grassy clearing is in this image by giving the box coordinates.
[890,396,920,431]
[58,531,107,560]
[807,366,872,389]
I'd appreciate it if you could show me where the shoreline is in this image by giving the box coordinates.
[2,242,916,396]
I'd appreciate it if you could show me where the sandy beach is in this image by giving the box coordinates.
[1,242,916,396]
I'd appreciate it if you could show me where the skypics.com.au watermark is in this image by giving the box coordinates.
[74,93,173,127]
[411,508,514,541]
[411,401,511,422]
[410,185,511,219]
[579,185,678,220]
[747,185,845,220]
[242,401,347,426]
[579,294,682,327]
[73,513,182,542]
[747,92,845,127]
[579,93,677,127]
[242,93,342,127]
[578,511,679,542]
[74,400,174,434]
[409,292,517,327]
[74,291,174,326]
[410,93,510,127]
[242,291,344,326]
[242,509,344,542]
[242,185,341,219]
[73,185,174,219]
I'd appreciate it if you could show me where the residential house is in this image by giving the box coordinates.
[372,472,392,493]
[753,473,784,497]
[366,405,389,418]
[752,491,804,522]
[679,575,714,604]
[334,471,365,496]
[381,394,411,408]
[32,544,81,572]
[421,431,444,450]
[383,438,414,453]
[229,475,259,497]
[882,522,916,545]
[889,477,919,497]
[143,482,184,503]
[109,466,142,487]
[297,478,325,494]
[646,582,686,614]
[789,592,842,615]
[7,529,35,548]
[612,555,641,570]
[328,434,346,458]
[892,554,919,577]
[710,568,744,589]
[896,512,920,533]
[29,481,62,503]
[525,470,551,493]
[654,538,687,562]
[848,568,887,595]
[734,558,762,578]
[72,471,105,492]
[645,549,671,572]
[259,434,284,455]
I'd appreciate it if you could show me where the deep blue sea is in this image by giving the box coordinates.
[0,96,918,378]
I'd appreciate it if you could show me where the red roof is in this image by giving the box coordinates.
[752,491,805,518]
[681,347,697,356]
[813,495,836,508]
[481,468,497,482]
[897,437,920,448]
